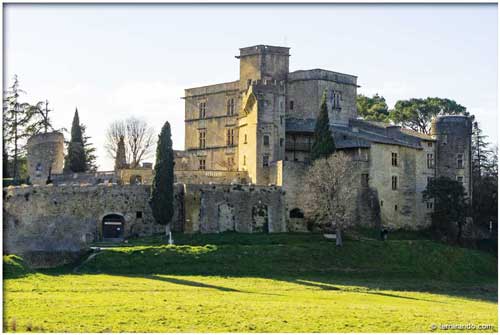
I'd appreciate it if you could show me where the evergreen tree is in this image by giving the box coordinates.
[65,108,86,173]
[114,136,128,170]
[150,121,174,236]
[423,177,468,244]
[311,91,336,161]
[3,75,32,180]
[81,124,98,172]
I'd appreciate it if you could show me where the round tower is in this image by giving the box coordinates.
[26,132,65,185]
[431,115,473,199]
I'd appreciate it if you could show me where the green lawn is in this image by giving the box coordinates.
[3,233,498,333]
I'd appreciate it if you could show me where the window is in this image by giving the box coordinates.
[442,134,448,144]
[280,138,284,147]
[426,202,433,209]
[136,211,143,219]
[290,100,294,110]
[394,205,398,211]
[428,142,433,147]
[289,208,304,219]
[263,154,269,167]
[457,176,464,184]
[226,128,235,146]
[227,98,235,116]
[391,153,398,166]
[199,102,206,119]
[280,115,284,125]
[243,155,246,166]
[361,174,369,187]
[391,176,398,190]
[263,135,270,146]
[427,176,433,186]
[199,130,206,149]
[199,159,206,170]
[457,154,464,169]
[427,153,434,169]
[380,200,384,207]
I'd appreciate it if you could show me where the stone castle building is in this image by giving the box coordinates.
[3,44,473,266]
[176,44,473,230]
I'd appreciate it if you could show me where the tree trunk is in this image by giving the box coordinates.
[336,226,343,247]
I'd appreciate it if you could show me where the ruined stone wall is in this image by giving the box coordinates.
[183,184,286,234]
[3,184,185,263]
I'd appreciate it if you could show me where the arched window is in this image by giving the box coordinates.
[289,208,304,219]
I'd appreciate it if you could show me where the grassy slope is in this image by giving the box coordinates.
[3,233,498,333]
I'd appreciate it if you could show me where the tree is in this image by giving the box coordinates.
[423,176,468,244]
[356,94,390,122]
[471,122,497,233]
[25,100,55,135]
[114,136,128,170]
[65,109,86,173]
[3,75,33,180]
[150,121,175,237]
[105,117,154,168]
[81,124,98,172]
[311,91,336,161]
[305,152,358,246]
[389,97,468,134]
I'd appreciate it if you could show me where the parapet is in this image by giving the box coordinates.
[237,45,290,58]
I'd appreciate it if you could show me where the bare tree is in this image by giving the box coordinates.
[126,117,155,168]
[105,118,154,169]
[105,120,126,162]
[305,152,358,246]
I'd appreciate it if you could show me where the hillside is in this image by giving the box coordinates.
[3,233,498,333]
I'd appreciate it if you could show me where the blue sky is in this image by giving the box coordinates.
[4,4,498,170]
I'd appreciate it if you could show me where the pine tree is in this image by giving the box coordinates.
[65,108,86,173]
[150,121,174,236]
[311,91,336,161]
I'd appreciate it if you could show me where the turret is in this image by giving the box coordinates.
[26,132,65,185]
[431,115,473,200]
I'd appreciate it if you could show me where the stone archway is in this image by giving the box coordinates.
[217,202,235,232]
[252,203,269,233]
[102,213,125,240]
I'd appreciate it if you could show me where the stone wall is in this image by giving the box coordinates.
[3,184,183,266]
[183,184,286,233]
[175,170,249,185]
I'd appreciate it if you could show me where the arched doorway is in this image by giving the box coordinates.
[102,214,125,240]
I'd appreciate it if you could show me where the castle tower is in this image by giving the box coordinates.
[431,115,473,200]
[26,132,65,185]
[237,46,289,184]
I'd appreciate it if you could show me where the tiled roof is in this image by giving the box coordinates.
[285,118,430,149]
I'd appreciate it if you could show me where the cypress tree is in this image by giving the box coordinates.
[311,91,336,161]
[65,108,86,173]
[114,136,128,170]
[150,121,174,236]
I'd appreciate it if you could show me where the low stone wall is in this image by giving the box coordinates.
[183,184,286,233]
[2,184,178,267]
[175,170,249,185]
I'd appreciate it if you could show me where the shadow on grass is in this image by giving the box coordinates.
[8,234,498,304]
